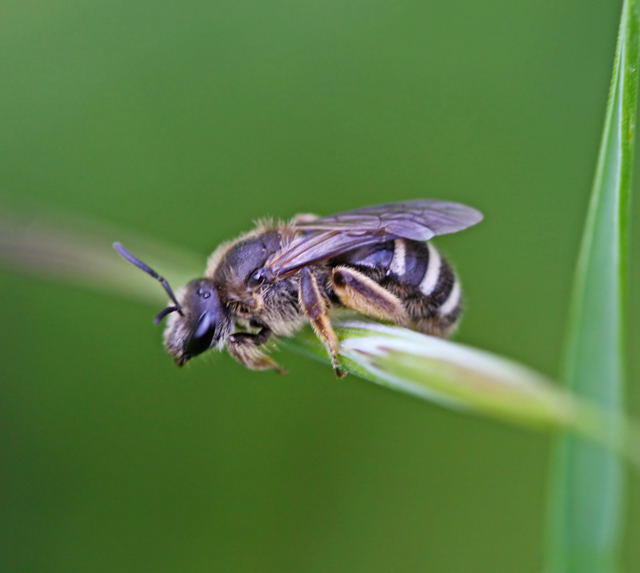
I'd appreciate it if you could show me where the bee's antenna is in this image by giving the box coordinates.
[113,242,184,316]
[154,305,181,324]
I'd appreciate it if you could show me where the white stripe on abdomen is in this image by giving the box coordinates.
[419,243,441,295]
[439,279,461,315]
[389,239,406,276]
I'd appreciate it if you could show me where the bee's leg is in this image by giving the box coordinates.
[298,267,346,378]
[331,266,409,325]
[227,328,286,374]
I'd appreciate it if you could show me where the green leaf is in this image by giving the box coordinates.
[545,1,640,571]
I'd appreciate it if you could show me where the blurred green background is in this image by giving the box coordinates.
[1,1,639,571]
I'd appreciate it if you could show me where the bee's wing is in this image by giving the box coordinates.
[266,199,483,277]
[293,199,483,239]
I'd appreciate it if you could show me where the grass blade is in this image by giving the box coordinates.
[286,320,606,432]
[0,208,199,303]
[545,1,640,570]
[285,321,640,466]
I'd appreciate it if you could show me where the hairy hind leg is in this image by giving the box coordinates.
[332,266,461,338]
[331,266,409,325]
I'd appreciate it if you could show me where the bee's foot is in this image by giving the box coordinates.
[334,366,348,378]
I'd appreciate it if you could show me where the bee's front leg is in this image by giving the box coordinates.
[298,267,346,378]
[227,328,285,374]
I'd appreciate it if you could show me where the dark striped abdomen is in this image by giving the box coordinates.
[332,239,462,334]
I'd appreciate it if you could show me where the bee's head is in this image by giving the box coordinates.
[113,243,232,366]
[162,278,232,366]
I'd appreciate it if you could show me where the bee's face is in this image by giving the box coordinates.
[163,279,232,366]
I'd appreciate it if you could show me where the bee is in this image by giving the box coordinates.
[114,199,482,376]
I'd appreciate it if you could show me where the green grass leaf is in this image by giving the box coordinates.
[545,1,640,571]
[0,207,199,303]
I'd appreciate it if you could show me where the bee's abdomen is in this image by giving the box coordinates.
[334,239,462,335]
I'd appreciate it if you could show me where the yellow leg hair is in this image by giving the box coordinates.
[331,266,409,325]
[227,332,285,373]
[299,268,345,377]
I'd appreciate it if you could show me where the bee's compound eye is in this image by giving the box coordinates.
[184,311,217,358]
[248,268,266,286]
